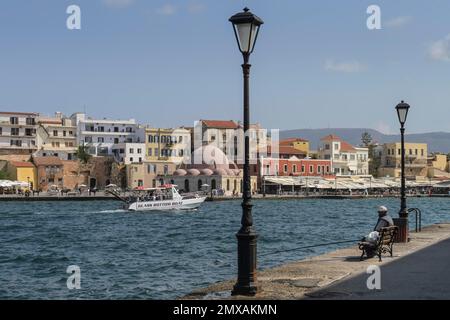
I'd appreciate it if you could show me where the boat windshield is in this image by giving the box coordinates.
[128,188,175,202]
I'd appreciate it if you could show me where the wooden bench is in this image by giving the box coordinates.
[359,226,398,262]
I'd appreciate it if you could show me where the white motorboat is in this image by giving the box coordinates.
[109,184,207,212]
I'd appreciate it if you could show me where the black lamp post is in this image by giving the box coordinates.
[394,100,410,242]
[396,100,410,217]
[229,7,263,296]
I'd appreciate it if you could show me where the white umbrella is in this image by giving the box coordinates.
[106,184,117,188]
[79,184,87,188]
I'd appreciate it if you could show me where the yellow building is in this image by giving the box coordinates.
[7,161,37,190]
[145,127,191,165]
[378,142,428,178]
[279,138,310,155]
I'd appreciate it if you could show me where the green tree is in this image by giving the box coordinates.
[361,131,373,147]
[0,169,10,180]
[76,144,91,164]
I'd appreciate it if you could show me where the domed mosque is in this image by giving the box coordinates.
[161,144,257,196]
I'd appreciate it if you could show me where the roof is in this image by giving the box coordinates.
[321,134,342,141]
[0,111,39,116]
[201,120,239,129]
[266,146,307,156]
[279,138,309,145]
[32,156,63,166]
[320,134,356,152]
[340,141,356,152]
[9,161,35,168]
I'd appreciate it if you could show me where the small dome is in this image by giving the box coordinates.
[213,168,227,176]
[187,169,200,176]
[200,168,213,176]
[174,169,187,176]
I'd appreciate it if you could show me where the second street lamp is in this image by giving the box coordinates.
[229,7,263,296]
[395,100,410,242]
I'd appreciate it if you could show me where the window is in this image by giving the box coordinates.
[325,144,330,150]
[398,149,401,155]
[210,135,216,142]
[137,148,142,154]
[98,126,105,132]
[85,136,92,143]
[326,166,330,173]
[415,149,418,155]
[10,139,22,147]
[148,148,152,156]
[63,131,66,137]
[309,165,314,173]
[26,117,35,125]
[52,142,60,147]
[164,165,168,175]
[69,131,73,135]
[138,157,142,163]
[98,137,104,143]
[129,148,134,154]
[155,148,159,157]
[0,127,2,135]
[179,136,183,143]
[334,154,339,160]
[179,149,184,156]
[387,149,391,155]
[130,157,133,162]
[409,149,412,155]
[114,127,119,132]
[148,135,153,143]
[10,117,18,125]
[350,154,355,160]
[114,138,119,144]
[283,164,288,173]
[301,165,305,173]
[334,143,339,150]
[318,166,321,173]
[293,165,297,173]
[421,149,424,156]
[25,128,34,136]
[11,128,19,136]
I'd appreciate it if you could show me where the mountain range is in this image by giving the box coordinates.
[279,128,450,153]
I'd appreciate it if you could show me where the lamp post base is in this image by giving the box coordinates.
[393,217,409,243]
[231,231,258,296]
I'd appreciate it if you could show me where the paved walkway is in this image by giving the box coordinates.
[306,236,450,299]
[183,223,450,300]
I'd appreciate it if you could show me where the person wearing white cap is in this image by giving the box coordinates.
[361,206,395,258]
[374,206,394,232]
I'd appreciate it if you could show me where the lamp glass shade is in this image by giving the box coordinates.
[395,101,410,125]
[234,23,259,53]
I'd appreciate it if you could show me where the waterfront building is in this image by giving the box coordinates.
[318,135,369,175]
[71,113,144,157]
[5,161,37,190]
[32,156,64,191]
[279,137,310,155]
[159,145,257,195]
[145,127,191,165]
[126,161,178,189]
[0,111,39,155]
[112,143,146,165]
[377,142,428,178]
[35,112,77,160]
[259,156,334,178]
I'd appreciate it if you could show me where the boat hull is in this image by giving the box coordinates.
[126,196,206,211]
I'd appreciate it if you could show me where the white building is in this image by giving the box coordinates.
[35,112,78,160]
[0,111,39,153]
[318,135,369,176]
[112,143,146,164]
[71,113,144,156]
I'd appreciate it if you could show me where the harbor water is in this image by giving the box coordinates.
[0,197,448,299]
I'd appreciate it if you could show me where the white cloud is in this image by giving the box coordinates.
[385,16,412,28]
[324,60,367,73]
[102,0,134,9]
[156,4,177,15]
[429,34,450,62]
[187,2,206,14]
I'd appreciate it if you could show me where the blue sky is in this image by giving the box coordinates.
[1,0,450,134]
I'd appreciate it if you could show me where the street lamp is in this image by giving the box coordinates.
[229,7,263,296]
[395,100,410,242]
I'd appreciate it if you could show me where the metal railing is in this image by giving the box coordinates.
[408,207,422,232]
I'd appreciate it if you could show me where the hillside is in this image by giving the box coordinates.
[279,128,450,153]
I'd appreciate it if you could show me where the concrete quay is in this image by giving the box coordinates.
[183,222,450,300]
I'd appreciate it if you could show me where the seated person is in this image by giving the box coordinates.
[361,206,394,257]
